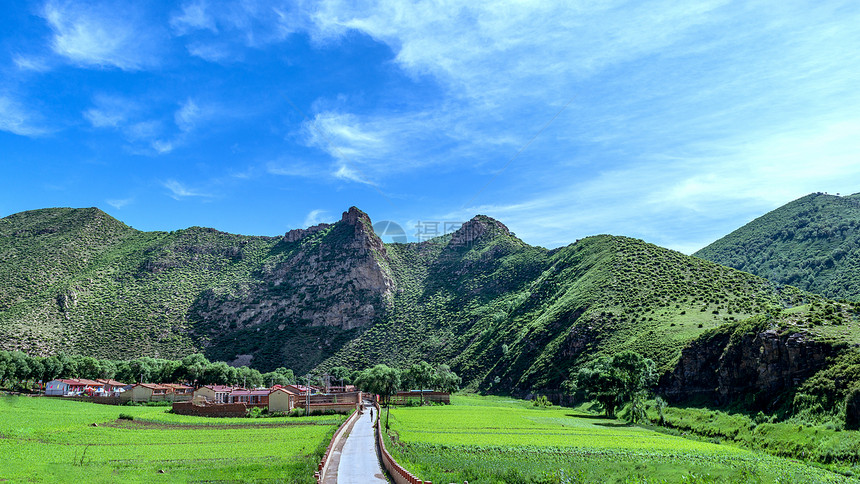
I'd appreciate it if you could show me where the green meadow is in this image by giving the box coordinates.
[0,396,343,483]
[382,395,859,483]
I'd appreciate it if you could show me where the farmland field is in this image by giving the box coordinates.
[383,395,859,483]
[0,396,344,483]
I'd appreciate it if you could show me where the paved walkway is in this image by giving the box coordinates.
[334,409,388,483]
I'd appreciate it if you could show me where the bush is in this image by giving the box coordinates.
[118,413,134,421]
[845,387,860,430]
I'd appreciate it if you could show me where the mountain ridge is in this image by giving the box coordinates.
[2,203,857,401]
[695,192,860,300]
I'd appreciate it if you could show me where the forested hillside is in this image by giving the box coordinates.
[695,192,860,300]
[3,205,857,399]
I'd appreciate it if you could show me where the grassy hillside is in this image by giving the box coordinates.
[695,192,860,300]
[3,205,849,400]
[320,220,809,395]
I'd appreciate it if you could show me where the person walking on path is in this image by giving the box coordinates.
[334,410,387,483]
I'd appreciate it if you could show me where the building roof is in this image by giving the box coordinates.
[271,387,301,396]
[230,389,271,396]
[54,378,104,387]
[197,385,243,393]
[96,379,126,387]
[162,383,193,390]
[135,383,171,390]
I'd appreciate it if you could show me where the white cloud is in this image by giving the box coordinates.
[171,0,308,62]
[42,0,163,70]
[308,1,729,102]
[163,179,211,200]
[0,96,48,136]
[13,55,51,72]
[175,99,202,132]
[106,197,133,209]
[439,116,860,253]
[83,95,216,154]
[151,140,175,154]
[266,160,321,178]
[300,108,480,185]
[170,0,218,34]
[83,95,136,128]
[303,209,334,227]
[186,42,233,62]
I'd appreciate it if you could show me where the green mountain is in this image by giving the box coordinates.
[695,192,860,300]
[3,205,856,398]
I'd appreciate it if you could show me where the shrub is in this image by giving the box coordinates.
[845,386,860,430]
[118,413,134,421]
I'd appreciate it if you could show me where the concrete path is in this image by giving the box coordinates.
[334,410,388,483]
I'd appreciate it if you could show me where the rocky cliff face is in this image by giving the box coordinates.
[193,207,394,332]
[662,325,837,406]
[187,207,396,371]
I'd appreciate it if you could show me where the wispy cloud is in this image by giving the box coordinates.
[171,0,308,61]
[303,209,334,227]
[12,55,51,72]
[0,95,48,136]
[83,95,215,154]
[442,117,860,253]
[83,94,136,128]
[174,98,203,133]
[163,179,212,200]
[266,160,322,178]
[42,0,164,70]
[106,197,133,209]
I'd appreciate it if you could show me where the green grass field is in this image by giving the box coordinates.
[383,395,859,483]
[0,396,344,483]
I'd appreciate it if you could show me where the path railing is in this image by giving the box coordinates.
[315,401,361,483]
[374,401,431,484]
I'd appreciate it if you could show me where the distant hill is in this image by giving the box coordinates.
[695,192,860,300]
[3,205,856,398]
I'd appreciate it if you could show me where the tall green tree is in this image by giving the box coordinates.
[434,364,462,393]
[329,366,352,386]
[178,354,210,384]
[404,361,436,404]
[574,350,656,418]
[354,364,402,426]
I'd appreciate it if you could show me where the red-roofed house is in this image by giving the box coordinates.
[96,379,127,393]
[193,385,244,404]
[268,387,300,412]
[228,389,270,407]
[163,383,194,401]
[120,383,178,403]
[285,384,314,395]
[45,379,105,396]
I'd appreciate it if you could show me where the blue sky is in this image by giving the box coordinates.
[2,1,860,253]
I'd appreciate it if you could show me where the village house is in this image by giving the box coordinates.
[119,383,193,403]
[268,387,301,412]
[228,389,270,407]
[45,378,104,396]
[95,379,127,394]
[163,383,194,401]
[284,384,315,395]
[193,385,243,403]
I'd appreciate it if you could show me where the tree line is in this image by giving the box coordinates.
[0,351,295,389]
[0,351,462,400]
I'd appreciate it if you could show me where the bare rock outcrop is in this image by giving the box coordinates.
[193,206,394,335]
[662,327,837,405]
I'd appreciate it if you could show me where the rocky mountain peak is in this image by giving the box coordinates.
[449,214,512,246]
[341,206,370,225]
